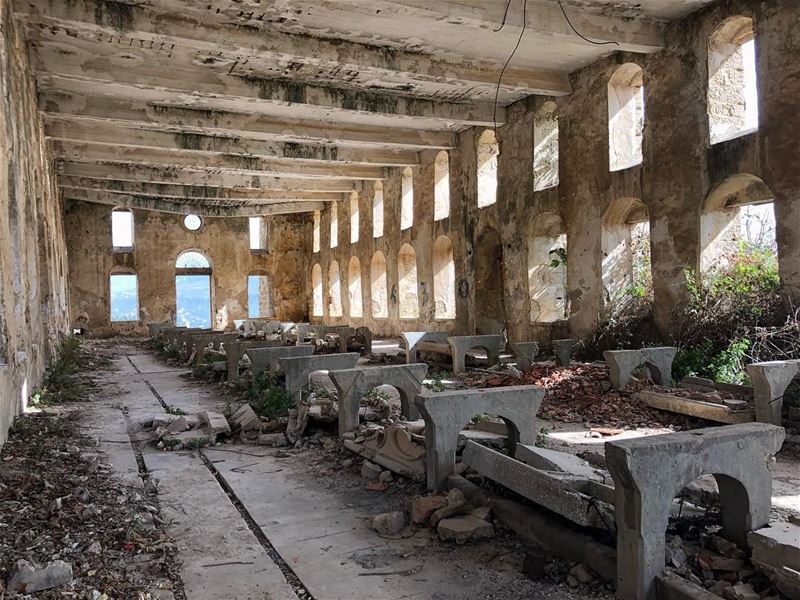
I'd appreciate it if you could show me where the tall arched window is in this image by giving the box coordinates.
[311,263,323,317]
[348,256,363,318]
[175,251,212,328]
[397,244,419,319]
[432,235,456,319]
[527,214,567,322]
[608,63,645,172]
[372,181,384,238]
[313,210,321,253]
[708,16,758,144]
[328,260,342,317]
[111,209,134,249]
[370,251,388,318]
[350,191,359,244]
[534,102,559,191]
[400,167,414,230]
[330,202,338,248]
[477,129,498,208]
[434,150,450,221]
[110,269,139,322]
[601,198,651,303]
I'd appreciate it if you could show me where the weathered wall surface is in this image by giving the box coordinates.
[0,3,70,445]
[64,202,307,336]
[306,0,800,343]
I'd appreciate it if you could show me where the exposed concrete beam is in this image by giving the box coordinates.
[28,33,505,127]
[50,140,387,180]
[59,177,344,202]
[45,118,419,167]
[56,161,362,191]
[17,2,572,96]
[63,188,324,217]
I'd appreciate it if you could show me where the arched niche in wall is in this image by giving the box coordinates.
[533,102,559,191]
[433,235,456,319]
[601,198,651,304]
[311,263,323,317]
[328,260,342,317]
[527,213,567,323]
[397,243,419,319]
[348,256,363,318]
[608,63,645,172]
[370,251,388,318]
[474,227,505,333]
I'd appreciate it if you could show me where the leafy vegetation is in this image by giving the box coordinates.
[248,372,293,419]
[30,336,85,405]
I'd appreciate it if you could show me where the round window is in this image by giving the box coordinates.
[184,214,202,231]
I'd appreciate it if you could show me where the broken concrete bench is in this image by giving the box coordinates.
[552,338,577,367]
[277,352,361,404]
[414,385,544,490]
[174,328,212,356]
[282,322,312,345]
[225,338,283,381]
[746,359,800,425]
[401,331,450,363]
[246,345,314,380]
[448,335,505,374]
[147,322,174,338]
[329,363,428,437]
[603,346,677,388]
[185,331,239,364]
[605,423,786,600]
[510,342,539,370]
[242,319,281,337]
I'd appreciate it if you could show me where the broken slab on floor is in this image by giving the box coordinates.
[246,345,314,380]
[343,424,426,481]
[603,347,677,389]
[637,390,755,424]
[515,443,608,482]
[748,522,800,597]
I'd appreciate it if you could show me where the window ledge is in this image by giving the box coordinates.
[112,246,134,253]
[250,249,269,255]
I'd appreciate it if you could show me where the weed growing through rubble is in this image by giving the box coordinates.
[183,438,212,450]
[536,426,550,447]
[164,405,187,415]
[423,369,449,392]
[30,335,85,405]
[249,372,294,419]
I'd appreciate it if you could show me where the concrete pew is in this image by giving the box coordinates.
[185,331,239,364]
[242,319,281,337]
[401,332,449,364]
[746,359,800,425]
[277,353,360,404]
[414,385,544,490]
[603,347,677,388]
[174,328,211,357]
[225,338,283,381]
[606,423,785,600]
[246,345,314,380]
[511,342,539,370]
[329,364,428,437]
[282,323,312,345]
[447,334,505,374]
[147,322,174,338]
[552,338,577,367]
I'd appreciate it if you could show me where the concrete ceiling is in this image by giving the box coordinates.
[14,0,716,217]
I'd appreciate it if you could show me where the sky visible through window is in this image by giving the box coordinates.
[110,274,138,321]
[176,275,211,327]
[111,211,133,247]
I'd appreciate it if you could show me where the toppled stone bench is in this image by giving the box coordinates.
[511,342,539,371]
[414,385,544,490]
[552,338,577,367]
[603,346,677,389]
[246,345,314,380]
[746,360,800,426]
[278,352,360,404]
[448,335,505,374]
[329,363,428,437]
[605,423,785,600]
[225,338,283,381]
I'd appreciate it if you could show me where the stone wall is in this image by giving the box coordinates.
[64,203,307,335]
[0,4,70,445]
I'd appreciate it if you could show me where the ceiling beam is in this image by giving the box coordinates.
[56,161,362,191]
[16,0,572,96]
[50,140,388,180]
[45,118,419,167]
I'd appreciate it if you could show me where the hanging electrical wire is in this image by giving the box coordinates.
[556,0,621,46]
[493,0,527,130]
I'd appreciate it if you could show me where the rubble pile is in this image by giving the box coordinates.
[0,413,181,598]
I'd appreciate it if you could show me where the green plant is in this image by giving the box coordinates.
[30,336,85,405]
[249,372,294,419]
[536,426,550,448]
[184,437,212,450]
[165,405,187,415]
[423,369,449,392]
[548,247,567,269]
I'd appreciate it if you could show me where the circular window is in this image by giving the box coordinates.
[184,214,202,231]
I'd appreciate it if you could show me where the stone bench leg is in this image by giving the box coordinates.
[227,346,244,381]
[552,339,576,367]
[747,361,800,425]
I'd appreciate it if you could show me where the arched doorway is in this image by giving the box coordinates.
[474,228,505,334]
[175,250,212,328]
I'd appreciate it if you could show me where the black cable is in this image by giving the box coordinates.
[493,0,527,130]
[556,0,620,46]
[493,0,514,32]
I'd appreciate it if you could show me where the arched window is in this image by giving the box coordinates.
[313,210,320,253]
[330,202,338,248]
[350,191,359,244]
[111,209,134,249]
[601,198,651,303]
[328,260,343,317]
[175,251,212,327]
[348,256,363,318]
[311,263,323,317]
[434,150,450,221]
[534,102,559,191]
[400,167,414,230]
[477,129,498,208]
[432,235,456,319]
[370,251,388,318]
[248,274,274,317]
[397,244,419,319]
[708,16,758,144]
[608,64,645,172]
[110,269,139,322]
[527,214,567,322]
[372,181,384,238]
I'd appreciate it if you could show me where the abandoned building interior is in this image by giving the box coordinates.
[0,0,799,598]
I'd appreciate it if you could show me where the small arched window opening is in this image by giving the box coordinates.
[608,64,645,172]
[183,214,203,231]
[533,102,559,191]
[348,256,363,318]
[397,244,419,319]
[432,235,456,319]
[249,216,267,252]
[111,209,134,250]
[350,191,359,244]
[248,273,274,318]
[110,269,139,322]
[528,213,567,322]
[372,181,384,238]
[400,167,414,230]
[330,202,338,248]
[477,129,499,208]
[328,260,343,317]
[601,198,651,304]
[434,151,450,221]
[708,17,758,145]
[312,210,321,253]
[370,251,388,318]
[700,174,776,272]
[175,250,212,328]
[311,263,323,317]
